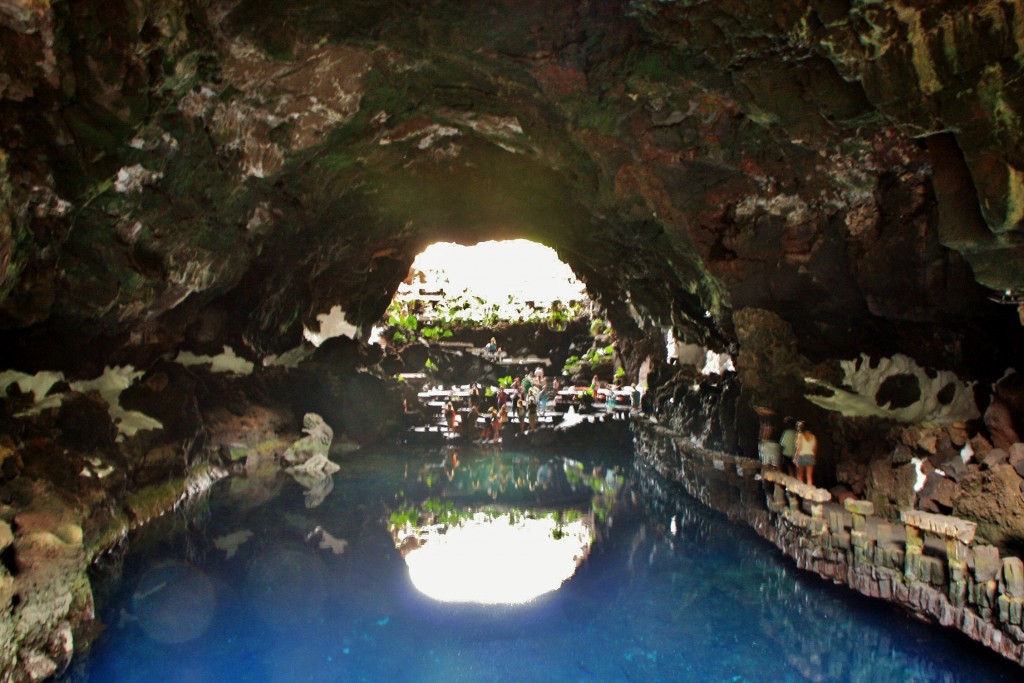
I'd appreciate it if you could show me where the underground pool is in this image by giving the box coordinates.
[61,446,1021,682]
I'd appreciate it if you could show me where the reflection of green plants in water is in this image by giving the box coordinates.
[422,498,465,525]
[392,455,621,543]
[564,460,584,486]
[390,498,469,530]
[546,508,587,540]
[389,506,421,528]
[560,460,623,525]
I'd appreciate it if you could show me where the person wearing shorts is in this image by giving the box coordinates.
[794,421,818,486]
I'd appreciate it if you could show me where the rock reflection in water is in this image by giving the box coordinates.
[627,458,1005,683]
[390,450,624,604]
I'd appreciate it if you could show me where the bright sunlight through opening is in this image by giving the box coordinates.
[402,239,586,319]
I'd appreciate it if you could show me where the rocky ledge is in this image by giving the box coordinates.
[635,421,1024,667]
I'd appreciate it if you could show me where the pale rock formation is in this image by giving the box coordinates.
[805,354,979,424]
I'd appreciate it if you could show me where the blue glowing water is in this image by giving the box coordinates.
[64,447,1020,682]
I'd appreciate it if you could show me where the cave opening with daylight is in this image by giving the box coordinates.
[4,1,1024,679]
[377,239,592,349]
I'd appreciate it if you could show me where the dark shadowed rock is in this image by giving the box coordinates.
[56,394,117,451]
[982,449,1009,470]
[985,397,1021,451]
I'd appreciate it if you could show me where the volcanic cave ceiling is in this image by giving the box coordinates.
[0,0,1022,375]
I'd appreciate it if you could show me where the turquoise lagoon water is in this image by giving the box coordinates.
[63,445,1020,682]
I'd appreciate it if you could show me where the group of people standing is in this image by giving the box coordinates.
[442,367,554,443]
[757,408,818,486]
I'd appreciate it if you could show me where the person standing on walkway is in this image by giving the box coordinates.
[778,416,798,476]
[794,421,818,486]
[444,400,457,431]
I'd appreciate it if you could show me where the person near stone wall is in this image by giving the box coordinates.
[755,406,781,468]
[778,416,798,476]
[494,404,508,442]
[794,421,818,486]
[444,400,457,431]
[462,404,479,440]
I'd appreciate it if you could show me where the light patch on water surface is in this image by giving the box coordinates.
[399,512,592,604]
[133,561,216,644]
[213,529,254,559]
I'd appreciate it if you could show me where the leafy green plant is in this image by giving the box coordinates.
[398,313,419,331]
[614,366,626,381]
[562,355,581,377]
[562,344,617,377]
[424,358,437,371]
[583,344,616,364]
[421,325,453,340]
[498,375,514,388]
[546,308,569,331]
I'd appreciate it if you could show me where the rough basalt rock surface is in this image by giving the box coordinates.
[0,0,1021,367]
[1,0,1024,677]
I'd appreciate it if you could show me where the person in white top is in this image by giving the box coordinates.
[794,421,818,487]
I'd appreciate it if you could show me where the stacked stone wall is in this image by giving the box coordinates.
[633,421,1024,666]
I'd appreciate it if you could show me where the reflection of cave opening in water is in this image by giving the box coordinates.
[396,511,593,604]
